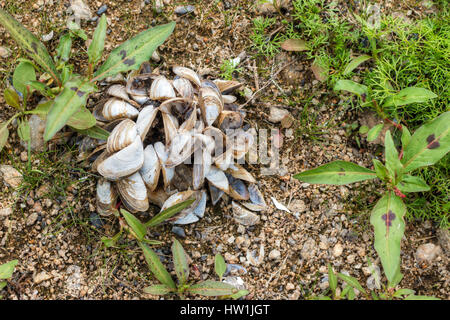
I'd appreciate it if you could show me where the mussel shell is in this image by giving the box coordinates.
[173,77,195,99]
[225,173,249,201]
[205,166,229,193]
[107,84,130,101]
[135,105,158,140]
[117,171,149,213]
[102,98,139,120]
[209,183,224,205]
[232,201,260,226]
[149,75,176,100]
[225,164,256,183]
[154,141,175,190]
[218,110,243,132]
[213,79,243,94]
[106,119,138,154]
[140,144,161,192]
[173,66,202,87]
[241,184,267,212]
[96,178,118,216]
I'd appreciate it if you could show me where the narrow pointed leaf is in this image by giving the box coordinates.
[13,61,36,98]
[397,175,430,193]
[393,288,415,298]
[74,125,110,140]
[143,284,174,295]
[88,14,107,66]
[145,199,195,227]
[343,54,371,75]
[229,289,249,300]
[4,88,21,110]
[402,112,450,172]
[372,159,389,180]
[92,22,175,82]
[401,127,411,148]
[385,130,403,183]
[334,80,368,96]
[404,295,440,300]
[367,124,384,142]
[0,122,10,152]
[55,33,72,62]
[383,87,437,107]
[44,78,96,141]
[171,239,189,285]
[121,209,146,241]
[328,264,337,295]
[370,192,406,286]
[280,38,307,51]
[0,260,18,279]
[214,254,227,280]
[336,273,366,294]
[0,8,61,86]
[294,160,376,185]
[139,242,176,289]
[188,280,237,297]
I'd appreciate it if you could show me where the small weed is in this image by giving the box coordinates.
[219,58,243,80]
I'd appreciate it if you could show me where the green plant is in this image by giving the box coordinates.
[294,112,450,288]
[141,240,248,299]
[0,9,175,151]
[250,17,283,57]
[219,58,243,80]
[0,260,18,299]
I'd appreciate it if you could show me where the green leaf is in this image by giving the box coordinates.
[27,81,50,97]
[229,289,248,300]
[359,125,369,134]
[188,280,237,297]
[215,254,227,280]
[17,119,31,142]
[370,192,406,286]
[0,260,18,279]
[280,38,307,51]
[88,14,107,66]
[0,281,6,291]
[92,22,175,82]
[121,209,147,241]
[401,126,411,149]
[4,87,21,110]
[367,124,384,142]
[101,231,122,248]
[0,122,10,152]
[336,273,366,294]
[139,242,176,289]
[328,264,337,296]
[74,125,110,140]
[29,100,52,117]
[340,285,352,299]
[372,159,389,180]
[172,239,189,285]
[396,175,430,193]
[67,106,96,130]
[43,78,96,141]
[347,287,356,300]
[404,295,440,300]
[143,284,174,295]
[393,288,415,298]
[68,22,88,41]
[13,61,36,99]
[383,87,437,107]
[0,8,61,86]
[145,199,195,227]
[334,80,368,96]
[56,33,72,62]
[385,131,403,183]
[401,112,450,172]
[293,160,376,185]
[343,55,371,75]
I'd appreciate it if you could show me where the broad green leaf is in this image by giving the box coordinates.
[43,78,96,141]
[328,264,337,296]
[337,273,366,293]
[396,175,430,193]
[67,106,96,130]
[0,122,10,152]
[383,87,437,107]
[280,38,307,51]
[13,61,36,99]
[143,284,174,295]
[0,8,61,86]
[347,287,356,300]
[56,33,72,62]
[385,131,403,183]
[334,80,368,96]
[145,199,195,227]
[401,126,411,148]
[17,119,31,142]
[139,242,176,289]
[215,254,227,280]
[359,125,369,134]
[402,112,450,172]
[88,14,107,66]
[372,159,389,180]
[367,124,384,142]
[172,239,189,285]
[0,260,18,279]
[343,54,371,75]
[27,81,49,97]
[0,281,6,291]
[293,160,376,185]
[4,88,21,110]
[188,280,237,297]
[404,295,440,300]
[29,100,52,117]
[229,289,249,300]
[370,192,406,286]
[393,288,415,298]
[68,22,88,40]
[121,209,146,241]
[92,22,176,82]
[60,65,73,84]
[74,125,110,140]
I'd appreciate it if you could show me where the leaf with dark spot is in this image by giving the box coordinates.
[123,58,135,66]
[172,239,189,285]
[382,210,396,227]
[426,134,440,149]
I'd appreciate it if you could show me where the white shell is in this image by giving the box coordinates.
[96,178,118,216]
[149,75,176,100]
[117,171,149,213]
[140,144,161,192]
[154,141,175,190]
[136,105,158,140]
[205,166,229,193]
[102,98,139,120]
[173,66,202,87]
[106,119,138,154]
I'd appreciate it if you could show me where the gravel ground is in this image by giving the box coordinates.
[0,0,448,300]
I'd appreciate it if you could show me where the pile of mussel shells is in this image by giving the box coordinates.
[88,63,267,225]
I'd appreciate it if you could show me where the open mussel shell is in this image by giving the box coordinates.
[107,84,130,101]
[232,201,260,226]
[218,110,243,132]
[225,164,256,183]
[135,105,158,140]
[166,132,196,168]
[222,94,237,104]
[154,141,175,190]
[106,119,138,154]
[149,75,176,100]
[178,104,197,133]
[199,87,223,126]
[213,79,243,94]
[205,166,229,193]
[98,136,144,180]
[140,144,161,192]
[228,129,254,159]
[148,187,170,207]
[117,171,149,213]
[193,146,212,190]
[225,173,249,201]
[173,66,202,87]
[173,76,195,99]
[170,164,194,191]
[241,184,267,212]
[101,98,139,121]
[208,183,224,205]
[96,178,118,216]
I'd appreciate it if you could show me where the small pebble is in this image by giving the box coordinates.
[171,226,186,238]
[269,249,281,260]
[416,243,441,262]
[174,5,195,15]
[333,243,343,257]
[97,4,107,15]
[26,212,39,226]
